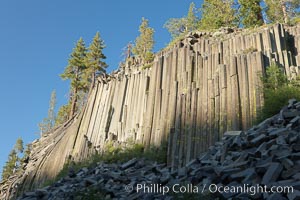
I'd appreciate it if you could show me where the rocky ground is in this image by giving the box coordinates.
[18,99,300,200]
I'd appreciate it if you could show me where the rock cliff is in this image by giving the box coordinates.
[1,23,300,199]
[15,99,300,200]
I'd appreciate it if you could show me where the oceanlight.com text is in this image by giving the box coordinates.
[124,183,294,196]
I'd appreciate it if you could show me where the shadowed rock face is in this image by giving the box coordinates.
[1,23,300,199]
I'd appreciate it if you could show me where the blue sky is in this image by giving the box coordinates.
[0,1,199,176]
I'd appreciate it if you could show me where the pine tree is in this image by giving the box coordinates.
[2,149,18,180]
[48,90,56,127]
[21,144,32,165]
[265,0,300,23]
[55,104,71,125]
[199,0,238,30]
[164,18,187,39]
[132,18,155,65]
[38,90,57,136]
[1,138,24,180]
[122,42,134,60]
[186,2,198,31]
[61,38,87,118]
[85,32,107,91]
[263,63,288,90]
[238,0,264,28]
[164,2,199,38]
[15,138,24,153]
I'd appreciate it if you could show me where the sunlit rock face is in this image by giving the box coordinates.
[1,23,300,200]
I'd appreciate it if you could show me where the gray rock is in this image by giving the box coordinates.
[250,134,267,146]
[283,111,300,119]
[262,162,283,185]
[287,190,300,200]
[267,193,286,200]
[224,131,242,137]
[120,158,137,170]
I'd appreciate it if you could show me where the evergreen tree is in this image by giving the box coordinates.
[122,42,134,60]
[2,149,18,180]
[265,0,300,23]
[38,90,57,136]
[257,63,300,122]
[21,144,32,166]
[186,2,198,31]
[61,38,87,118]
[1,138,24,180]
[238,0,264,28]
[15,138,24,153]
[132,18,155,65]
[199,0,238,30]
[55,104,71,125]
[263,63,288,90]
[164,2,199,38]
[48,90,56,127]
[85,32,107,91]
[164,18,187,39]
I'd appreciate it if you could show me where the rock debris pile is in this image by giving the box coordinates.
[18,100,300,200]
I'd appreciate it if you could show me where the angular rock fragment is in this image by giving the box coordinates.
[283,111,300,119]
[120,158,138,170]
[250,134,267,146]
[262,162,283,185]
[229,168,256,181]
[224,131,242,137]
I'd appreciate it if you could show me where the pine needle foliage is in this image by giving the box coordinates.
[84,32,107,91]
[164,2,199,39]
[238,0,264,28]
[199,0,238,30]
[1,138,25,181]
[132,18,155,65]
[61,38,88,118]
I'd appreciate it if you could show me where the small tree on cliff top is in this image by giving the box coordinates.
[186,2,198,31]
[55,104,71,126]
[164,2,199,38]
[199,0,238,30]
[265,0,300,24]
[84,32,107,91]
[132,17,155,65]
[1,149,18,180]
[238,0,264,28]
[38,90,57,136]
[61,38,88,119]
[1,138,24,180]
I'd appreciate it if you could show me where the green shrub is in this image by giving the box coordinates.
[256,63,300,123]
[257,86,300,122]
[288,17,300,26]
[262,63,287,90]
[141,63,152,70]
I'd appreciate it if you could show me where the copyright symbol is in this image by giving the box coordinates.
[124,184,134,193]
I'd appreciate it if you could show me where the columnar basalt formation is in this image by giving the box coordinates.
[1,24,300,199]
[14,100,300,200]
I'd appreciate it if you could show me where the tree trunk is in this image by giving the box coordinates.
[281,1,289,23]
[69,67,80,119]
[255,1,264,25]
[69,87,78,119]
[87,72,96,97]
[92,72,95,90]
